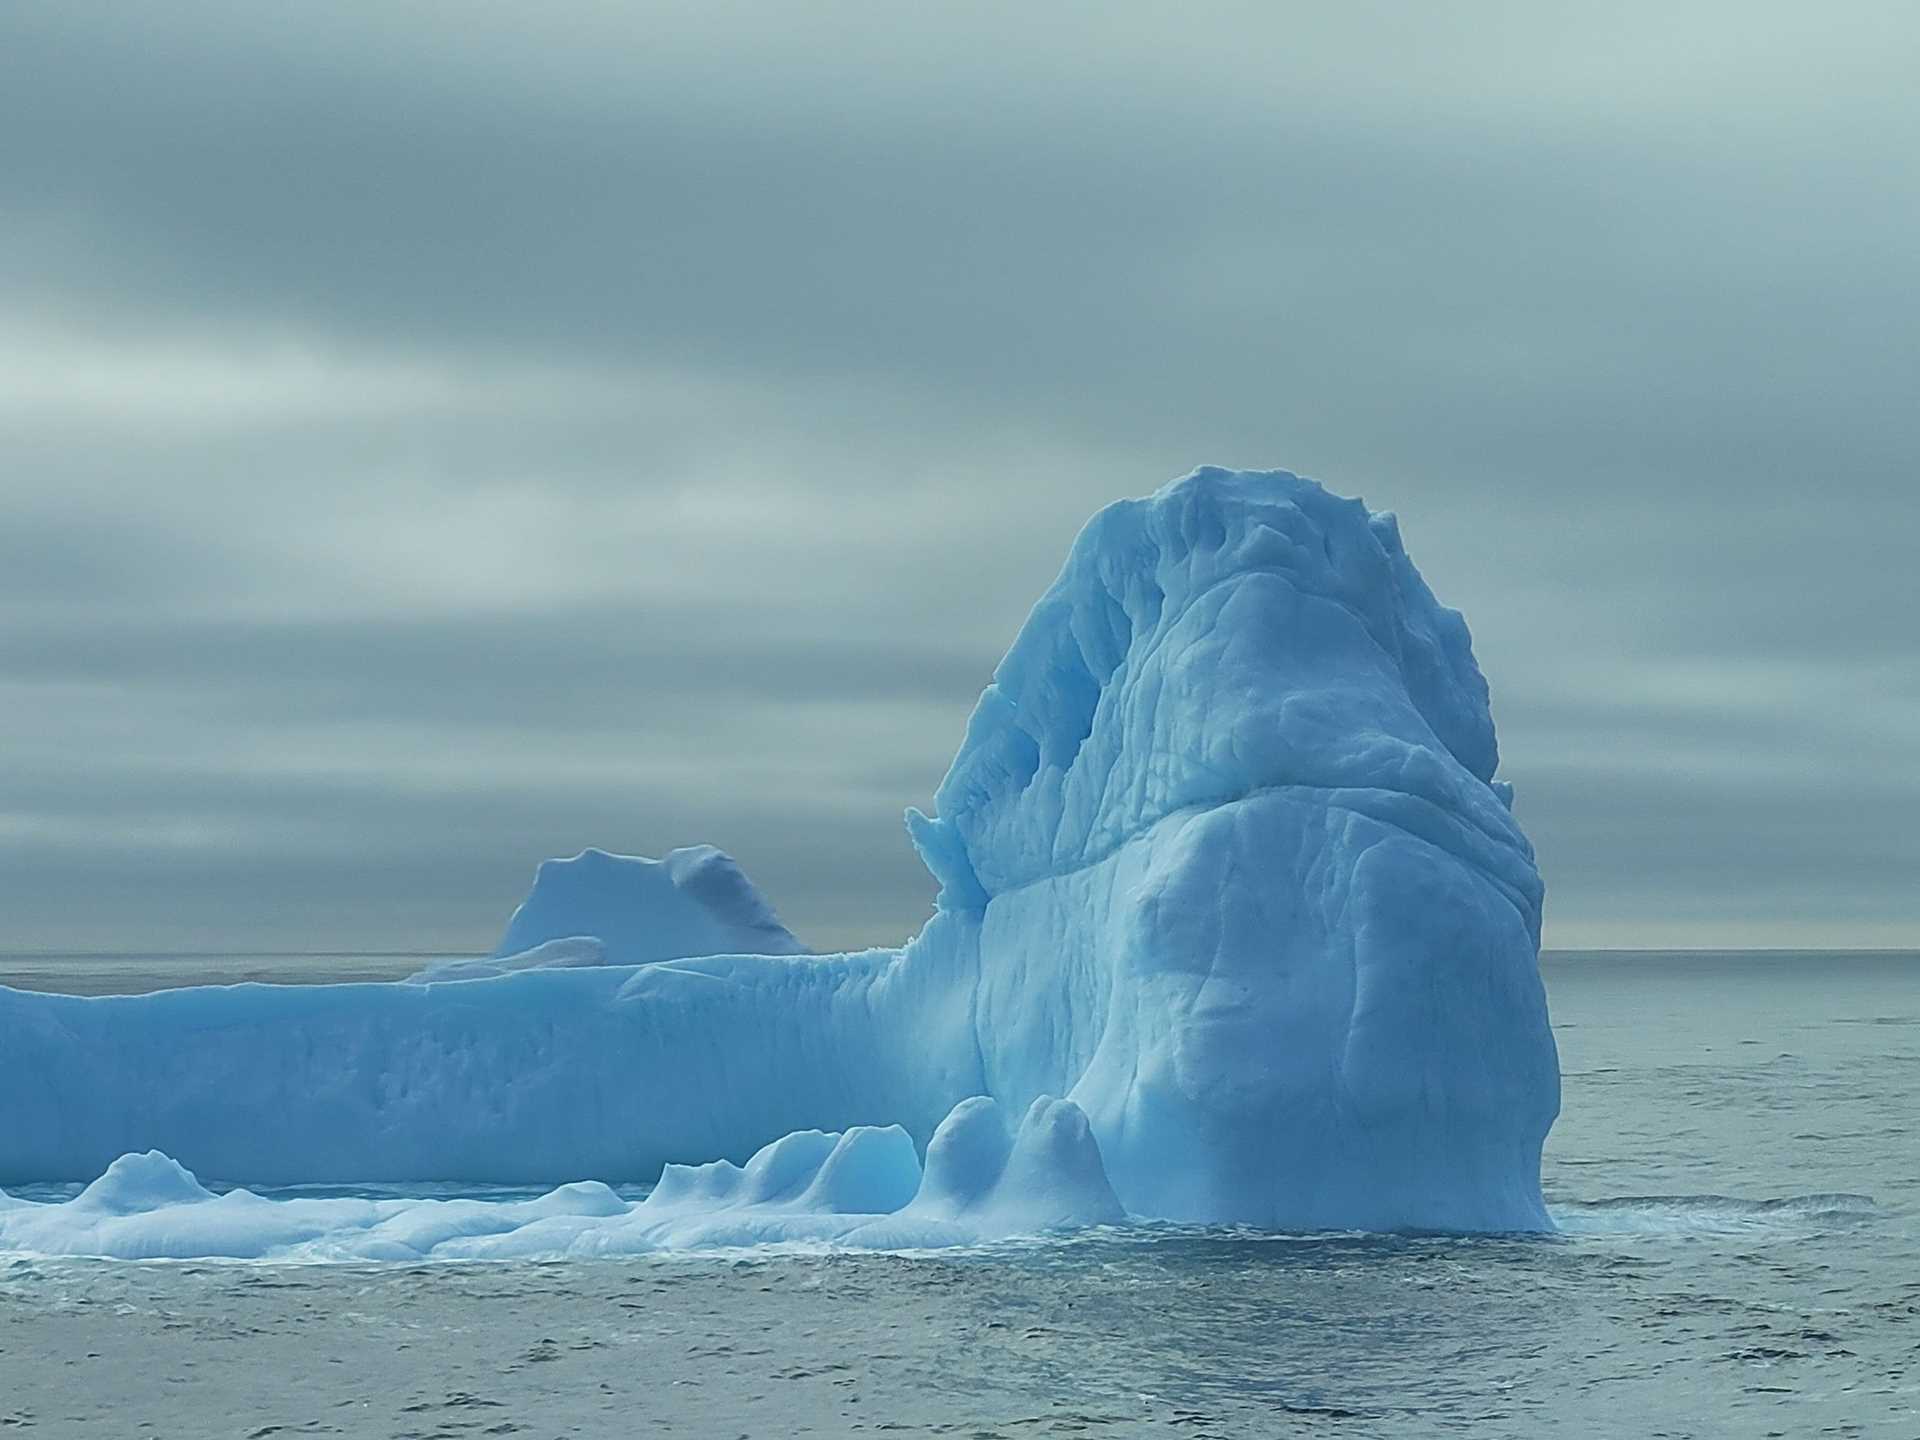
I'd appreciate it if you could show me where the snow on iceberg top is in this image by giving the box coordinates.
[907,466,1533,915]
[490,845,807,965]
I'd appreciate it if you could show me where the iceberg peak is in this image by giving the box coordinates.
[908,466,1525,917]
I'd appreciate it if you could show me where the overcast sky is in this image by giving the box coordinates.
[4,2,1917,954]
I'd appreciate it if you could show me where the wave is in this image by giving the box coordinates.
[1549,1192,1879,1235]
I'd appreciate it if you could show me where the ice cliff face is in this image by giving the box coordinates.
[911,468,1555,1228]
[0,468,1558,1235]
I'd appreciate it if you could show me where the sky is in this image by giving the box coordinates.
[4,2,1917,954]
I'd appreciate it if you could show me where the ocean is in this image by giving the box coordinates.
[0,950,1914,1437]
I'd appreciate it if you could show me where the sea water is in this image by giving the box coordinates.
[0,951,1914,1437]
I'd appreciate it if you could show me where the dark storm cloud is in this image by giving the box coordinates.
[2,1,1917,950]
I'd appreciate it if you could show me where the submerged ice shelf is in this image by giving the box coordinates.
[0,468,1560,1243]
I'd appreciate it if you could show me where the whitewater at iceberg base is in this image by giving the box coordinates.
[0,468,1559,1245]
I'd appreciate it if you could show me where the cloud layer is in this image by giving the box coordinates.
[5,2,1917,951]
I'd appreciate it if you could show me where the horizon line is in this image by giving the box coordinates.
[1,945,1916,961]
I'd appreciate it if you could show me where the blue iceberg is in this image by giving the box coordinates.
[0,468,1559,1240]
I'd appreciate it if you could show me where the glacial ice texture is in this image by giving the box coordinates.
[0,468,1558,1234]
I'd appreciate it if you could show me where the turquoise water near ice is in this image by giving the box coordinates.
[1,951,1915,1437]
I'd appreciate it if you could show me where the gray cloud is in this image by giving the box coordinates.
[2,1,1917,954]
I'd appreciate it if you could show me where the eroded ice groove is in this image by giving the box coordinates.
[0,468,1559,1233]
[0,1098,1121,1260]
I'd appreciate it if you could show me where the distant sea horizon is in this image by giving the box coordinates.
[1,943,1914,998]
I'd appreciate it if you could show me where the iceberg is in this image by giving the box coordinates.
[0,468,1559,1234]
[402,845,806,983]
